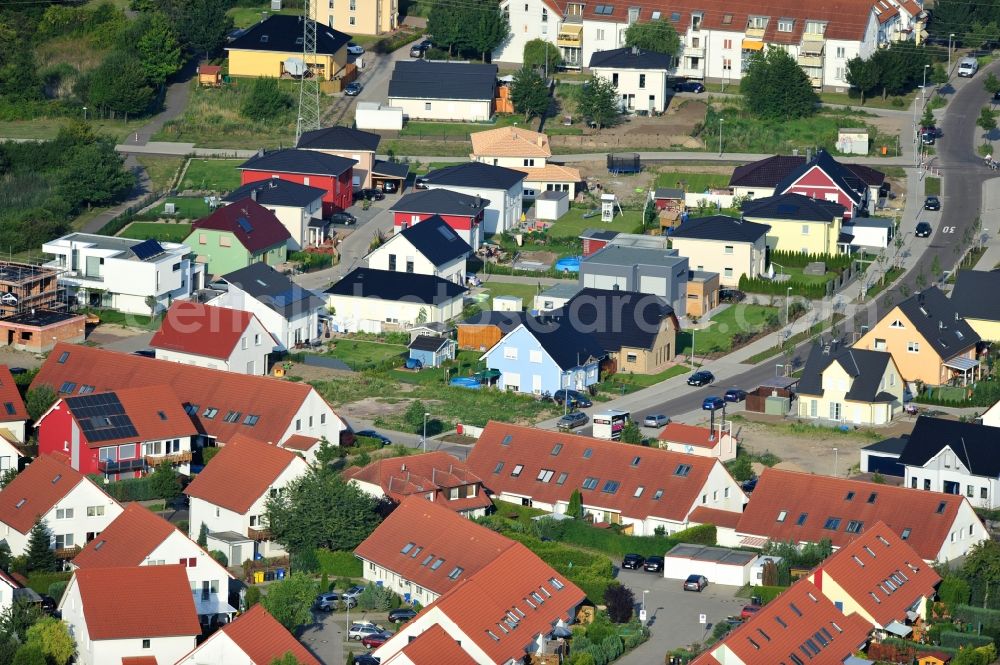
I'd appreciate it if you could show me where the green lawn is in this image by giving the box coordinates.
[547,206,644,239]
[600,364,689,393]
[481,281,546,308]
[327,339,407,369]
[654,171,730,193]
[775,265,835,286]
[706,107,890,156]
[390,350,484,386]
[0,117,143,141]
[119,222,193,243]
[179,159,244,192]
[136,155,184,193]
[678,304,780,356]
[227,4,300,28]
[401,118,517,138]
[925,176,941,196]
[144,196,215,220]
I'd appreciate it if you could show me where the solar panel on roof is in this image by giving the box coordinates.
[436,225,456,241]
[131,239,166,261]
[66,392,139,443]
[237,217,254,233]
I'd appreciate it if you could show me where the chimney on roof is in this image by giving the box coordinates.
[257,148,264,157]
[251,188,257,202]
[806,147,813,162]
[631,45,640,56]
[401,463,406,471]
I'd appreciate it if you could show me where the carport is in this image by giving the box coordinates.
[663,544,758,586]
[372,160,410,193]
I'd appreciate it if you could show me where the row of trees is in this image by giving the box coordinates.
[427,0,510,61]
[930,0,1000,48]
[845,42,940,105]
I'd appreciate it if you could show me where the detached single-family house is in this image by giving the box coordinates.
[418,162,526,236]
[59,564,201,665]
[297,125,382,190]
[773,149,873,218]
[366,215,471,285]
[387,61,498,122]
[0,365,28,446]
[347,451,491,517]
[324,268,467,333]
[481,319,605,396]
[456,310,528,351]
[951,269,1000,341]
[213,262,325,350]
[466,422,746,536]
[560,288,678,375]
[580,245,690,317]
[36,385,197,478]
[186,198,290,277]
[796,340,904,426]
[589,46,672,114]
[72,503,236,626]
[176,605,321,665]
[223,179,325,251]
[0,454,122,558]
[186,434,310,563]
[390,188,489,251]
[225,14,350,79]
[742,192,850,256]
[669,215,770,287]
[469,126,580,199]
[151,301,274,375]
[238,148,356,216]
[658,422,737,462]
[854,287,981,387]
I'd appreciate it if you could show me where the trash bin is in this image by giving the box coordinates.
[253,572,264,584]
[276,568,286,580]
[882,145,888,155]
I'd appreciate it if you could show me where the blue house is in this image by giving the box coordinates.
[481,321,605,396]
[408,335,455,368]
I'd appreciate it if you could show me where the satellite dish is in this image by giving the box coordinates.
[284,58,306,77]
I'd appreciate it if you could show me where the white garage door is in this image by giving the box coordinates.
[663,558,749,586]
[639,275,667,296]
[584,274,626,290]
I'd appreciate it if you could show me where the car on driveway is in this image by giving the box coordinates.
[343,585,365,600]
[643,414,669,428]
[741,603,762,619]
[388,608,417,623]
[409,39,433,57]
[315,592,356,611]
[924,196,941,211]
[354,188,385,201]
[702,396,725,411]
[673,80,705,93]
[724,388,747,402]
[362,632,392,649]
[683,574,708,592]
[554,389,592,408]
[344,82,363,96]
[354,655,381,665]
[921,130,936,145]
[719,288,745,303]
[622,554,645,570]
[330,212,356,225]
[687,370,715,386]
[356,429,392,445]
[741,476,758,493]
[347,43,365,55]
[644,556,664,573]
[557,411,589,430]
[348,623,383,640]
[915,221,933,237]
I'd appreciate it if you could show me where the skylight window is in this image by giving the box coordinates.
[551,443,562,456]
[430,558,444,570]
[901,528,911,540]
[78,385,94,395]
[845,520,863,534]
[867,492,878,504]
[549,578,564,590]
[421,554,434,566]
[223,411,241,423]
[448,566,463,580]
[845,491,855,501]
[601,480,620,494]
[789,602,802,617]
[243,414,260,426]
[203,407,218,419]
[511,464,523,478]
[537,469,554,482]
[582,477,598,490]
[634,486,644,498]
[936,501,947,514]
[670,11,680,21]
[59,381,76,393]
[631,456,641,467]
[15,498,25,508]
[401,543,414,554]
[501,435,513,446]
[653,489,664,500]
[94,540,105,550]
[776,616,787,628]
[823,517,841,530]
[3,403,14,416]
[52,474,61,484]
[555,472,568,485]
[185,404,199,416]
[57,351,70,364]
[410,546,422,558]
[583,448,593,459]
[532,592,544,603]
[157,411,167,420]
[796,513,808,525]
[777,510,788,522]
[493,462,504,474]
[674,464,692,477]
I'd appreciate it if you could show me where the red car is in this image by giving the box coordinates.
[740,604,762,620]
[362,632,391,649]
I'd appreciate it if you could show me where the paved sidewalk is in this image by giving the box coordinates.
[973,177,1000,270]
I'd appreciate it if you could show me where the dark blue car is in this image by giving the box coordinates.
[702,396,725,411]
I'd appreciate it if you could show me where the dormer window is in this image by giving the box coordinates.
[747,16,768,29]
[627,6,639,24]
[777,18,794,32]
[691,12,702,30]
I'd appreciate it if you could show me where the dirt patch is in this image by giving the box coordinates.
[550,100,707,151]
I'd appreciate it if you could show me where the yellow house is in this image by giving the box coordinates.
[855,287,981,387]
[796,341,904,425]
[469,126,581,200]
[226,15,349,79]
[951,269,1000,341]
[741,192,849,256]
[312,0,397,35]
[668,215,770,287]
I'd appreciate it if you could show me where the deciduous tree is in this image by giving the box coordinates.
[511,66,550,121]
[845,56,880,105]
[261,573,317,630]
[523,39,562,72]
[149,464,181,501]
[427,1,463,56]
[86,50,154,117]
[57,140,135,210]
[977,106,997,140]
[468,1,510,62]
[165,0,233,58]
[603,583,634,623]
[578,75,619,129]
[25,385,56,422]
[740,46,818,120]
[24,617,74,665]
[985,72,1000,96]
[134,12,183,86]
[624,19,680,59]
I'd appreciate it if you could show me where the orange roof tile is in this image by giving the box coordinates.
[688,506,742,530]
[466,422,742,523]
[0,366,27,423]
[74,565,201,640]
[514,163,582,184]
[346,451,489,510]
[736,468,975,561]
[59,385,196,448]
[396,624,477,664]
[354,495,513,596]
[0,455,112,534]
[813,521,940,628]
[32,344,327,445]
[470,126,552,159]
[185,434,302,513]
[121,658,158,665]
[215,605,321,665]
[658,422,725,449]
[150,302,260,360]
[281,434,320,452]
[72,504,202,571]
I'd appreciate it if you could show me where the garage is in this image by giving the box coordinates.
[583,273,627,290]
[860,437,907,477]
[372,160,410,194]
[663,544,758,587]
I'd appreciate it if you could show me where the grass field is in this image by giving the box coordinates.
[547,206,644,238]
[600,364,689,393]
[227,4,301,28]
[677,304,780,356]
[119,222,193,243]
[326,339,407,369]
[179,159,244,192]
[0,117,142,141]
[145,196,215,220]
[655,171,730,193]
[136,156,184,193]
[400,118,514,138]
[925,176,941,196]
[705,106,889,156]
[775,265,835,286]
[481,281,546,308]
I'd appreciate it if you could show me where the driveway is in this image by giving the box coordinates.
[298,610,395,665]
[321,36,418,127]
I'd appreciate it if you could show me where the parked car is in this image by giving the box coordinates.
[347,43,365,55]
[643,413,669,428]
[557,411,589,430]
[741,603,762,620]
[687,370,715,386]
[362,632,392,649]
[410,39,433,57]
[388,608,418,623]
[915,221,933,238]
[356,429,392,445]
[921,130,936,145]
[719,288,746,303]
[724,388,748,403]
[683,574,709,592]
[673,80,705,93]
[553,389,592,408]
[741,476,758,493]
[404,357,423,370]
[382,180,398,193]
[644,556,665,573]
[466,273,482,287]
[315,592,356,611]
[702,396,725,411]
[343,585,365,600]
[924,195,941,211]
[330,212,357,225]
[348,623,383,640]
[994,90,1000,103]
[355,655,381,665]
[344,82,363,96]
[7,367,26,375]
[622,553,645,570]
[354,188,385,201]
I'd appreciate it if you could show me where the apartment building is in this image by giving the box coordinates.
[312,0,398,35]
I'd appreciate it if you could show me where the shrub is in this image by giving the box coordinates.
[201,446,222,465]
[939,631,995,649]
[939,576,971,607]
[604,584,634,623]
[46,581,68,604]
[86,474,162,501]
[210,550,228,567]
[292,548,318,574]
[244,585,262,608]
[356,582,399,611]
[316,549,363,577]
[239,78,293,121]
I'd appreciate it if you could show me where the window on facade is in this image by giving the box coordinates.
[723,38,732,49]
[611,73,618,88]
[504,347,518,360]
[87,505,104,517]
[777,18,793,31]
[907,341,920,352]
[836,46,845,58]
[56,508,73,519]
[638,74,646,89]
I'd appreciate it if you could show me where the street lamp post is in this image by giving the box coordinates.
[82,106,87,121]
[922,63,930,103]
[785,287,793,325]
[718,118,724,156]
[833,447,839,476]
[948,34,956,75]
[422,412,429,452]
[642,589,649,615]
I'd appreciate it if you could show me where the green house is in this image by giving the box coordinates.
[185,198,291,277]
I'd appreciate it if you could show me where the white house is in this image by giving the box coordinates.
[900,417,1000,509]
[151,301,275,376]
[211,262,324,350]
[72,503,236,626]
[59,564,201,665]
[469,126,581,200]
[223,179,326,251]
[324,268,468,334]
[185,434,310,564]
[0,455,122,557]
[589,46,673,113]
[43,233,203,315]
[0,365,28,448]
[387,61,498,122]
[657,422,737,462]
[176,605,321,665]
[983,399,1000,428]
[419,162,526,236]
[365,215,471,285]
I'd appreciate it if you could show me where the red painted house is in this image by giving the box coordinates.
[774,149,868,219]
[389,188,488,251]
[579,229,621,257]
[36,385,197,480]
[238,148,356,216]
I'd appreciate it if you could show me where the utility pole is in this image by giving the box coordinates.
[296,0,321,143]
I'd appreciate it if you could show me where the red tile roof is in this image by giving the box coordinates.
[74,565,201,640]
[466,422,742,523]
[215,605,321,665]
[192,198,291,253]
[281,434,320,451]
[346,451,490,511]
[354,495,514,596]
[688,506,742,530]
[0,366,27,423]
[150,302,260,360]
[735,468,974,561]
[61,385,196,448]
[813,521,940,628]
[0,455,112,534]
[185,434,303,513]
[121,658,158,665]
[658,423,724,449]
[395,624,477,665]
[32,344,328,446]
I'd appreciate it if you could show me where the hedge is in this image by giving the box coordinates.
[87,474,168,501]
[25,571,71,596]
[739,584,787,604]
[506,532,615,601]
[769,250,853,270]
[549,519,716,558]
[939,631,995,649]
[739,274,829,299]
[316,549,363,578]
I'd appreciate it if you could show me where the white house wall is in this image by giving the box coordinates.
[388,98,493,122]
[360,558,443,606]
[276,389,346,448]
[262,202,320,252]
[148,530,232,601]
[325,293,464,331]
[175,631,256,665]
[905,447,1000,509]
[662,555,753,586]
[368,235,467,285]
[154,316,272,376]
[212,285,320,350]
[494,0,556,63]
[374,606,495,665]
[423,183,523,236]
[591,66,669,113]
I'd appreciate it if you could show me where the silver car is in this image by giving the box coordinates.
[557,411,589,430]
[643,414,669,428]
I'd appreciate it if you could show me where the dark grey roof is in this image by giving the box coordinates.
[372,160,410,179]
[654,188,684,199]
[325,268,467,305]
[394,215,472,267]
[227,15,350,56]
[588,46,673,70]
[561,288,676,352]
[296,126,381,152]
[729,153,884,190]
[670,215,770,243]
[863,436,910,455]
[741,192,845,222]
[388,61,498,101]
[421,162,526,190]
[899,416,1000,477]
[951,270,1000,322]
[896,286,980,358]
[409,335,449,352]
[796,340,895,402]
[504,319,606,371]
[458,310,528,333]
[222,263,324,319]
[240,148,356,177]
[390,188,489,216]
[774,149,864,205]
[223,179,325,207]
[579,229,620,242]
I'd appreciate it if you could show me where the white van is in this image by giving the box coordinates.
[958,57,979,77]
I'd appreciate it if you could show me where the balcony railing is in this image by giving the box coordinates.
[745,27,765,38]
[98,457,148,474]
[54,546,81,560]
[248,526,272,541]
[145,451,193,466]
[800,35,826,56]
[798,54,824,68]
